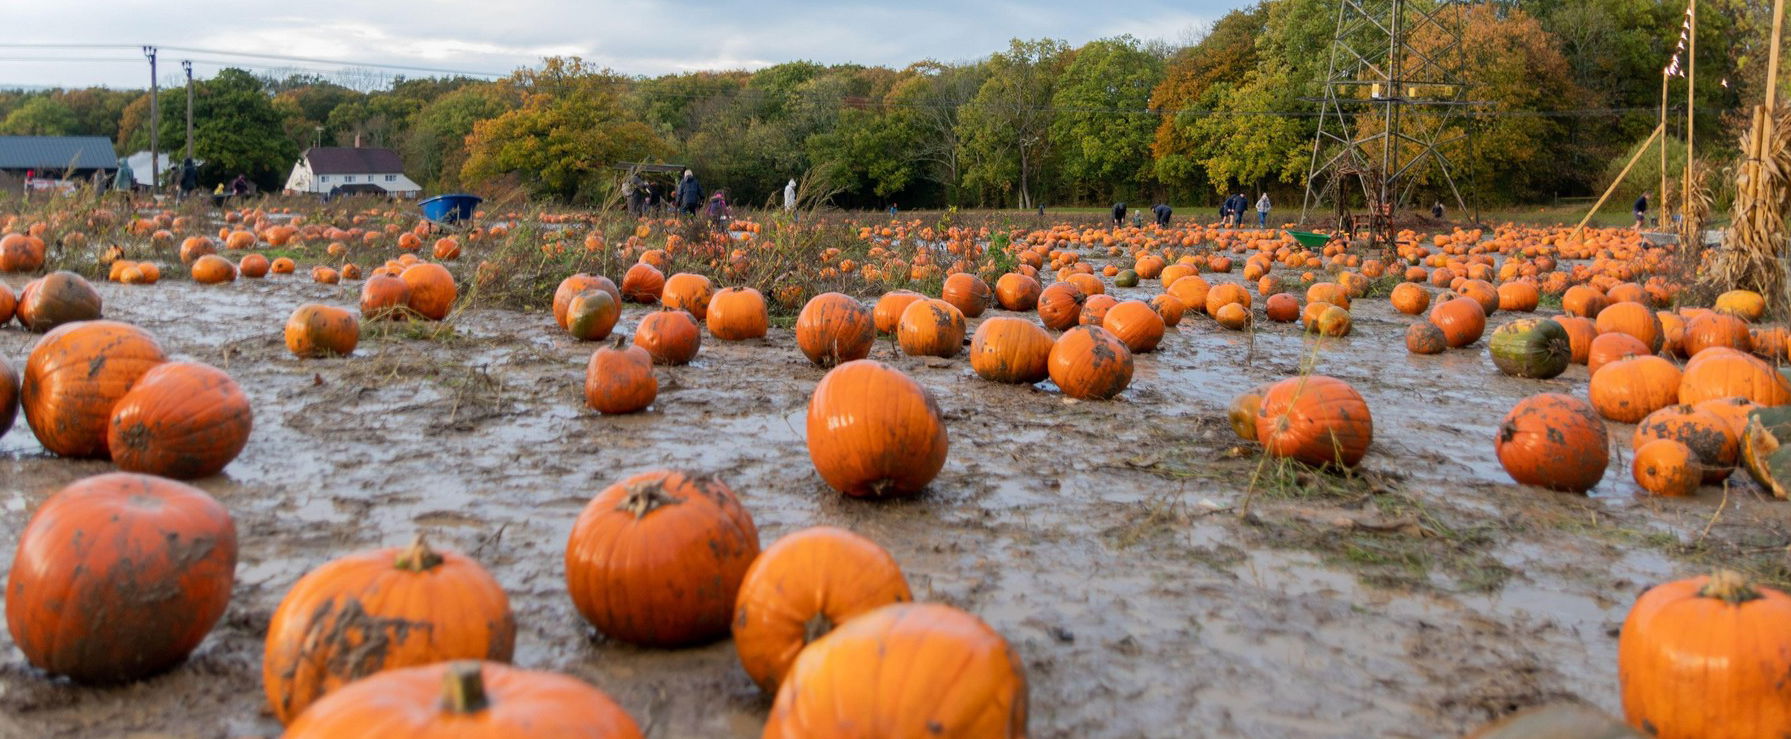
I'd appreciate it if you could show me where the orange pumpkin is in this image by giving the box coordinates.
[1229,384,1268,440]
[191,254,238,284]
[553,274,621,329]
[359,274,412,319]
[1587,332,1651,377]
[970,317,1053,384]
[585,335,657,414]
[1632,439,1699,496]
[21,320,167,458]
[705,287,768,340]
[1596,301,1664,353]
[1562,285,1608,318]
[284,304,359,358]
[1102,300,1166,352]
[1215,301,1251,330]
[1679,347,1791,406]
[1406,322,1447,354]
[805,360,949,497]
[941,273,991,317]
[621,263,665,303]
[633,310,702,365]
[1658,311,1687,356]
[264,534,516,724]
[239,253,271,278]
[5,473,235,683]
[285,661,643,738]
[1149,293,1187,327]
[0,281,14,324]
[1495,281,1539,312]
[796,293,875,367]
[1694,396,1761,439]
[1557,315,1598,364]
[565,290,621,342]
[1167,275,1210,314]
[1391,283,1431,315]
[1714,289,1767,321]
[874,291,926,334]
[994,273,1042,311]
[1048,326,1134,400]
[431,236,461,260]
[661,272,714,320]
[177,236,216,265]
[270,256,296,274]
[1037,282,1087,331]
[400,262,457,320]
[732,527,912,693]
[565,470,760,646]
[1589,355,1681,423]
[1632,404,1735,484]
[898,298,967,358]
[1496,393,1608,493]
[1619,571,1791,737]
[1428,296,1486,347]
[107,362,252,479]
[17,271,102,332]
[1204,282,1250,318]
[1456,279,1500,314]
[1254,375,1372,467]
[1264,293,1300,322]
[1683,312,1753,357]
[1078,294,1118,326]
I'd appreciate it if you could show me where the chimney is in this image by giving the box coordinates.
[353,133,362,148]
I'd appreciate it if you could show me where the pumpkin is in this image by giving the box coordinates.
[1714,289,1767,321]
[1619,571,1791,737]
[239,253,271,278]
[805,360,949,497]
[264,534,515,724]
[733,527,912,693]
[1751,327,1790,360]
[1632,404,1737,483]
[177,236,216,265]
[1406,322,1447,354]
[1683,312,1752,356]
[874,290,926,334]
[1102,300,1166,352]
[553,274,621,328]
[970,317,1053,384]
[1632,439,1700,496]
[1595,302,1665,353]
[1488,318,1570,379]
[0,281,13,324]
[661,272,714,319]
[0,354,15,437]
[1428,297,1486,347]
[359,274,412,319]
[1048,326,1134,400]
[191,254,238,284]
[1495,393,1608,493]
[706,287,768,340]
[1695,396,1761,439]
[1679,347,1791,406]
[1264,293,1300,322]
[1495,281,1540,312]
[18,271,102,332]
[284,661,643,739]
[941,273,991,317]
[0,232,44,271]
[1313,305,1351,337]
[400,263,457,320]
[1204,282,1251,318]
[5,473,235,684]
[1166,275,1210,314]
[796,293,875,367]
[1213,301,1251,331]
[763,603,1028,739]
[224,230,256,250]
[22,320,167,458]
[1658,311,1687,356]
[1305,282,1351,310]
[107,362,252,479]
[270,256,296,274]
[994,273,1041,311]
[1113,269,1139,287]
[1300,301,1333,332]
[1229,383,1268,441]
[1390,283,1431,315]
[1149,293,1187,327]
[898,298,967,358]
[284,304,359,358]
[1254,375,1372,468]
[584,335,657,414]
[621,262,665,303]
[566,290,621,342]
[1558,316,1598,364]
[634,310,702,365]
[1037,282,1087,331]
[1065,272,1103,296]
[1562,285,1608,318]
[565,470,760,646]
[1588,332,1652,377]
[310,266,340,285]
[1590,355,1681,423]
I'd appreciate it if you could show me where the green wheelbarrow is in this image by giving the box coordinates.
[1285,230,1334,249]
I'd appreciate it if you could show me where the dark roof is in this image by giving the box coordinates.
[0,136,119,171]
[303,147,406,175]
[330,183,387,194]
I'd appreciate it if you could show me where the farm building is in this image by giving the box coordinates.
[283,146,421,198]
[0,136,119,191]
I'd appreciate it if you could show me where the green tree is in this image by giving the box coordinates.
[886,61,988,205]
[1049,36,1165,202]
[1150,6,1269,194]
[1,96,78,136]
[403,82,512,190]
[957,38,1069,208]
[154,68,299,190]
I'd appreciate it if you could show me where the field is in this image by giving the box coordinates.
[0,195,1785,738]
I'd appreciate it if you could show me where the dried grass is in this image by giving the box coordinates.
[1707,105,1791,312]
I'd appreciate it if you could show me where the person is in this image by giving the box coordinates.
[1131,212,1143,228]
[112,158,135,198]
[888,203,898,216]
[326,184,342,203]
[1431,201,1444,220]
[1218,197,1229,225]
[1111,202,1127,228]
[229,174,251,198]
[643,182,660,216]
[1634,191,1650,230]
[1256,193,1271,228]
[623,174,643,216]
[1153,202,1172,227]
[783,178,797,212]
[706,189,731,230]
[676,169,703,215]
[179,158,198,201]
[1231,193,1248,227]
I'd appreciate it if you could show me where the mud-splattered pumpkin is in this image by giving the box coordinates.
[284,661,643,738]
[1632,439,1699,497]
[1103,300,1166,352]
[806,360,949,496]
[1590,355,1681,423]
[1428,296,1486,348]
[264,534,516,724]
[1048,326,1134,400]
[1406,322,1447,354]
[898,298,967,358]
[1495,393,1608,493]
[706,287,768,340]
[6,473,235,683]
[400,263,457,320]
[1254,375,1373,467]
[796,292,875,367]
[359,274,412,320]
[1632,404,1737,484]
[107,361,252,479]
[994,273,1042,311]
[553,274,621,328]
[1683,312,1753,357]
[1619,571,1791,737]
[22,320,167,458]
[565,470,760,646]
[17,271,102,332]
[970,317,1053,384]
[1150,293,1187,327]
[284,303,360,358]
[633,310,701,365]
[1078,294,1118,326]
[661,272,714,320]
[585,335,657,414]
[733,527,912,693]
[1489,318,1570,379]
[620,262,665,303]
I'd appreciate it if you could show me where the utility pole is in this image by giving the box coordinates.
[1683,0,1696,225]
[144,45,158,195]
[182,60,194,164]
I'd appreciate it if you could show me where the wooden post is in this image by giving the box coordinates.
[1660,71,1669,226]
[1571,124,1665,243]
[1766,0,1784,112]
[1684,0,1697,223]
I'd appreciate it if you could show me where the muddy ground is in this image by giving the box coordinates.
[0,267,1786,738]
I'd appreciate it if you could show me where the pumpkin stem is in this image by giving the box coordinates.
[617,482,681,519]
[394,533,445,572]
[1699,570,1763,604]
[802,612,834,645]
[441,661,490,714]
[612,333,631,350]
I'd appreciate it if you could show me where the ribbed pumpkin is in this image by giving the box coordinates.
[1149,293,1187,327]
[1254,375,1373,468]
[796,292,875,367]
[1562,285,1608,318]
[565,290,621,342]
[1390,282,1431,315]
[970,317,1053,384]
[898,298,967,358]
[1590,355,1681,423]
[1558,316,1598,364]
[1406,322,1447,354]
[191,254,238,284]
[1037,282,1087,331]
[1495,393,1608,493]
[1619,571,1791,737]
[6,473,235,684]
[873,290,925,334]
[1167,275,1210,315]
[706,287,768,340]
[633,310,701,365]
[1428,296,1486,347]
[1204,282,1251,318]
[1714,289,1768,321]
[1489,318,1570,379]
[1495,280,1540,312]
[1078,294,1118,326]
[1229,383,1268,441]
[1595,301,1665,353]
[1102,300,1166,352]
[762,603,1028,739]
[565,470,760,646]
[620,262,665,303]
[941,273,991,318]
[1048,326,1133,400]
[732,527,912,693]
[1632,439,1700,496]
[553,274,621,328]
[17,271,102,332]
[106,362,251,479]
[399,263,456,320]
[1588,332,1652,377]
[1683,312,1752,356]
[284,661,643,739]
[1679,347,1791,406]
[22,320,167,458]
[805,360,949,497]
[994,273,1041,311]
[661,272,714,320]
[284,303,359,358]
[1632,404,1737,484]
[1457,279,1500,314]
[585,335,657,414]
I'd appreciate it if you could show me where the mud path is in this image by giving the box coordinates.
[0,272,1781,738]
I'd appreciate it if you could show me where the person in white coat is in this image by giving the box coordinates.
[1256,193,1271,228]
[783,179,797,211]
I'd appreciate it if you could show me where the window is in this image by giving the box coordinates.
[386,174,397,182]
[318,175,329,183]
[344,175,355,183]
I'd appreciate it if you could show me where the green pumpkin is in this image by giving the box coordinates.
[567,289,621,341]
[1115,269,1139,288]
[1489,318,1571,379]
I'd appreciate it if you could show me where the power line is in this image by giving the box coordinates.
[0,43,506,78]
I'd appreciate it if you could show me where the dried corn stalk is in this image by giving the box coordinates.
[1709,105,1791,310]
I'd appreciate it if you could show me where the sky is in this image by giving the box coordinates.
[3,1,1228,89]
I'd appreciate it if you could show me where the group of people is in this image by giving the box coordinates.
[622,169,734,228]
[1111,193,1272,229]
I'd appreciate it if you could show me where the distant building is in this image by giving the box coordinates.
[124,151,201,188]
[0,136,119,191]
[284,146,421,198]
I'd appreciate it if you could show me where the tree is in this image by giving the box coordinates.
[1150,6,1269,194]
[1,96,78,136]
[403,82,512,190]
[957,38,1069,208]
[155,68,299,190]
[1049,36,1165,203]
[885,61,988,205]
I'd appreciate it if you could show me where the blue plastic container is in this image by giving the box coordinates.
[420,194,482,225]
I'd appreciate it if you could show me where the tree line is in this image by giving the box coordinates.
[0,0,1782,210]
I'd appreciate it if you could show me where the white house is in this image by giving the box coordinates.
[284,146,421,198]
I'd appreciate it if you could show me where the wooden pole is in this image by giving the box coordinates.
[1572,123,1666,243]
[1660,71,1669,227]
[1766,0,1785,112]
[1684,0,1697,223]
